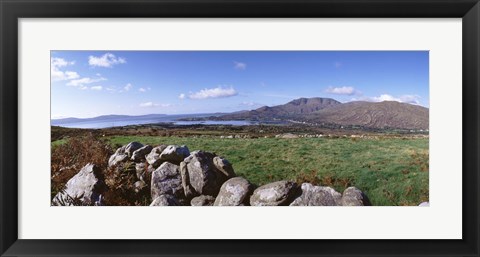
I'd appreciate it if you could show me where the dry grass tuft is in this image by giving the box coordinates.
[51,133,112,200]
[51,134,151,205]
[103,162,151,206]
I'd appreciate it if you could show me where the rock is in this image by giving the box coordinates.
[214,177,254,206]
[108,142,144,167]
[52,164,106,206]
[191,195,216,206]
[180,161,195,199]
[147,164,155,175]
[419,202,429,207]
[250,180,298,206]
[134,180,147,193]
[289,183,341,206]
[213,156,236,177]
[145,145,168,168]
[183,151,234,196]
[94,195,104,206]
[159,145,190,165]
[151,162,184,200]
[340,187,371,206]
[124,142,144,157]
[150,194,180,206]
[135,162,147,181]
[279,133,299,139]
[108,147,128,167]
[131,145,153,162]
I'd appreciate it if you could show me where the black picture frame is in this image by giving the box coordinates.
[1,0,479,256]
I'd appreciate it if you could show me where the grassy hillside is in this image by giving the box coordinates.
[306,101,429,130]
[102,136,429,206]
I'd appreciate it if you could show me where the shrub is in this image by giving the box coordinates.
[102,161,151,206]
[51,133,112,200]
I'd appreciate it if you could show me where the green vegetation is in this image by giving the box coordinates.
[51,138,68,147]
[90,135,428,206]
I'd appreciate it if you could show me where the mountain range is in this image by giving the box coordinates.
[213,97,429,130]
[52,97,429,130]
[51,114,168,125]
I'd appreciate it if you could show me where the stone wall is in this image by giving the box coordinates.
[53,141,372,206]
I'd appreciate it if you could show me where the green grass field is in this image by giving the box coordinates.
[101,135,429,206]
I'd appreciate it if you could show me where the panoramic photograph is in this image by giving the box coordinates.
[51,51,429,206]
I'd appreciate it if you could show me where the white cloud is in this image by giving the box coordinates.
[178,93,186,100]
[234,61,247,70]
[64,71,80,80]
[66,77,106,87]
[334,62,342,68]
[139,102,172,108]
[371,94,399,102]
[51,57,79,81]
[397,94,421,105]
[139,102,155,107]
[138,87,151,93]
[326,86,357,95]
[90,86,103,91]
[188,86,238,100]
[354,94,421,105]
[123,83,132,91]
[51,58,72,67]
[88,53,126,68]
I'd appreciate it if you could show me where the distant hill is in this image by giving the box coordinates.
[304,101,429,130]
[213,97,429,130]
[52,98,429,130]
[51,114,168,125]
[216,97,341,121]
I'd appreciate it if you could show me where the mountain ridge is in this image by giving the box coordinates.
[52,97,429,130]
[216,97,341,121]
[304,100,429,130]
[214,97,429,130]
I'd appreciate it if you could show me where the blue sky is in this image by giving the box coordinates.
[51,51,429,118]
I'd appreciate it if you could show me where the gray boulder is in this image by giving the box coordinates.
[159,145,190,165]
[150,194,180,206]
[214,177,254,206]
[52,164,106,206]
[108,147,128,167]
[419,202,429,207]
[183,151,235,196]
[180,161,195,199]
[134,180,147,194]
[124,142,144,157]
[151,162,184,201]
[191,195,216,206]
[145,145,168,168]
[340,187,371,206]
[213,156,236,177]
[250,180,298,206]
[135,162,147,181]
[131,145,153,162]
[290,183,341,206]
[135,162,155,182]
[108,142,144,167]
